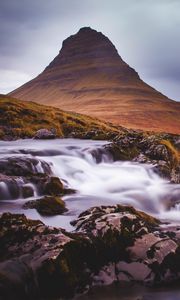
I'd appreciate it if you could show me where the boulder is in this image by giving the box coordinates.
[23,196,67,215]
[22,184,35,198]
[0,174,35,200]
[0,213,93,299]
[44,176,64,195]
[34,129,56,139]
[72,205,180,287]
[0,174,20,200]
[0,156,51,177]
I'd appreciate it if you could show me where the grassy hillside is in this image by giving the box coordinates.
[0,94,122,140]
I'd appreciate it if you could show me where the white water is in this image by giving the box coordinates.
[0,139,179,230]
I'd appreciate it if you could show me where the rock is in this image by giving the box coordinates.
[0,157,53,200]
[0,213,93,299]
[23,196,67,215]
[0,156,51,177]
[42,176,75,196]
[72,205,180,287]
[0,157,57,200]
[44,176,64,195]
[105,140,139,161]
[106,134,180,183]
[0,174,36,200]
[34,128,56,139]
[22,184,34,198]
[1,206,180,299]
[0,174,20,200]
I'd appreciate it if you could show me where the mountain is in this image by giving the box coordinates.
[9,27,180,134]
[0,94,121,140]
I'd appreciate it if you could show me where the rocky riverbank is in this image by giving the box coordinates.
[106,132,180,183]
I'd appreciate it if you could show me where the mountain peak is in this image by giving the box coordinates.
[78,26,96,33]
[46,26,130,74]
[9,27,180,134]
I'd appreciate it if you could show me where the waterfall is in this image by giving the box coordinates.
[0,138,179,229]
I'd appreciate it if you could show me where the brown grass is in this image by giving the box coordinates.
[0,95,121,139]
[160,139,180,168]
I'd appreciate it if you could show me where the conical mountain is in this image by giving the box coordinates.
[9,27,180,133]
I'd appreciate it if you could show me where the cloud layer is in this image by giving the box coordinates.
[0,0,179,101]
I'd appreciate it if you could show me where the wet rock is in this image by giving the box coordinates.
[72,205,180,287]
[0,156,51,177]
[0,213,93,299]
[0,174,20,200]
[22,184,34,198]
[0,170,74,201]
[34,128,56,139]
[23,196,67,216]
[1,206,180,299]
[42,176,75,197]
[105,138,140,161]
[44,176,64,195]
[106,133,180,183]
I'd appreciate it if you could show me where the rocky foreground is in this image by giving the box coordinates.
[0,205,180,300]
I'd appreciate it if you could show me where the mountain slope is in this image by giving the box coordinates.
[0,94,121,140]
[9,27,180,134]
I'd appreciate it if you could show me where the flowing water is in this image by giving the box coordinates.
[0,138,180,231]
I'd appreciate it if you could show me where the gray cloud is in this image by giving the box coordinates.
[0,0,179,101]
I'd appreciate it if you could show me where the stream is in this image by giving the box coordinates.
[0,138,179,231]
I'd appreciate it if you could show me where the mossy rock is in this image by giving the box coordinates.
[105,142,140,161]
[23,196,67,216]
[44,177,64,195]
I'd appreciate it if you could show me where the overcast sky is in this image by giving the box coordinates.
[0,0,179,101]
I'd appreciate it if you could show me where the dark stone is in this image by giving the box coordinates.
[22,185,34,198]
[1,206,180,298]
[44,176,64,195]
[34,129,56,139]
[0,156,51,177]
[106,133,180,183]
[23,196,67,215]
